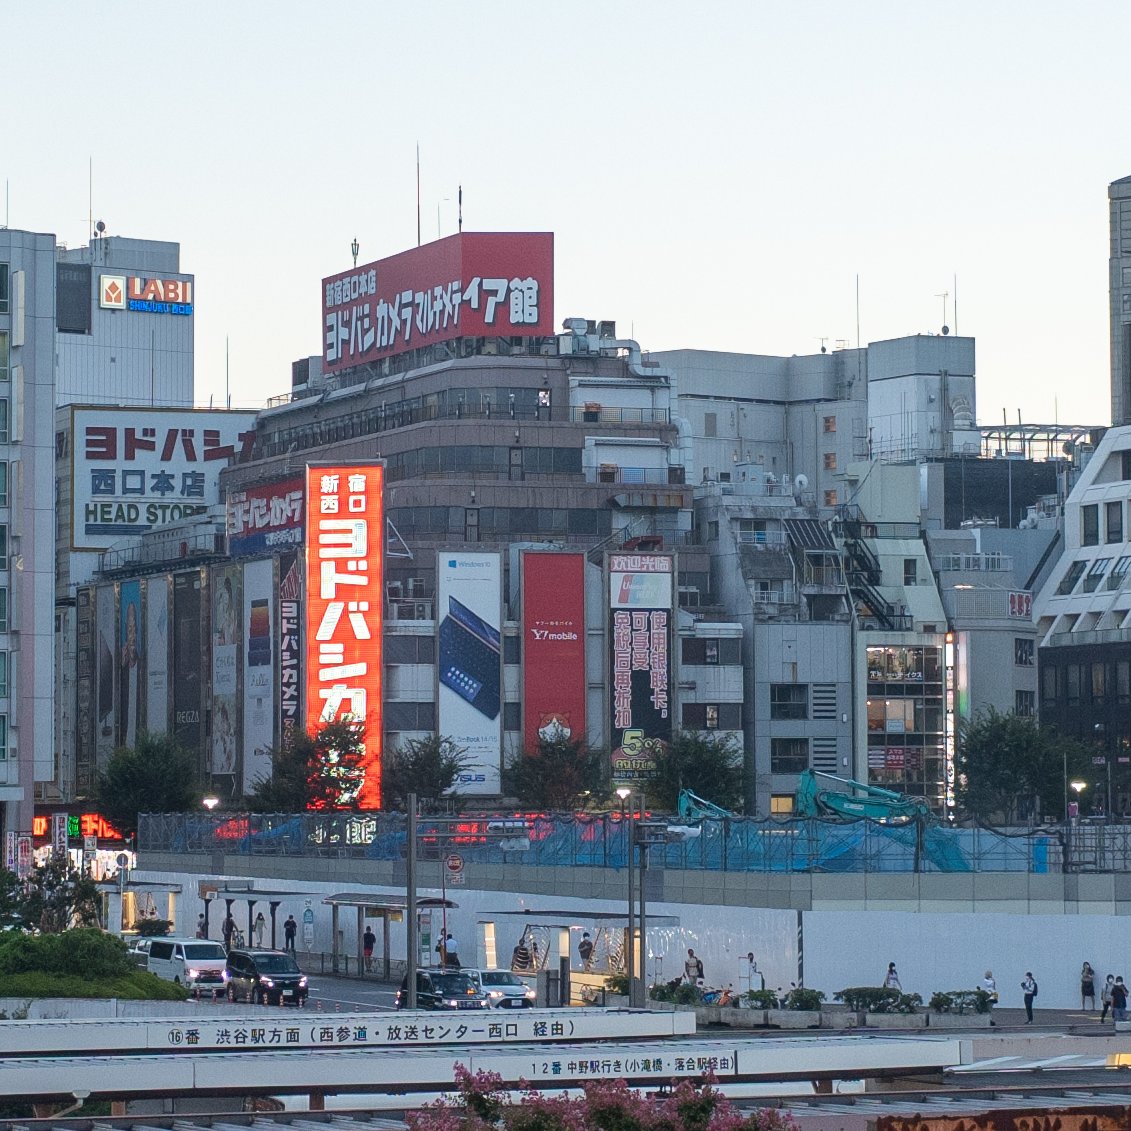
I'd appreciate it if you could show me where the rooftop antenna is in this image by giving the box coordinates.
[226,336,231,409]
[936,291,950,335]
[855,274,860,350]
[88,157,93,243]
[416,144,421,247]
[458,184,463,233]
[3,180,7,229]
[953,273,958,336]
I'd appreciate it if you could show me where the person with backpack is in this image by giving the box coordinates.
[577,931,594,971]
[1101,974,1116,1022]
[684,948,704,985]
[1021,971,1038,1023]
[1112,976,1128,1022]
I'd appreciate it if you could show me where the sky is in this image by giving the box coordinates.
[4,1,1129,425]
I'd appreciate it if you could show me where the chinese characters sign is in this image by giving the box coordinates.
[1008,590,1033,618]
[227,478,304,557]
[609,554,673,782]
[70,408,257,551]
[322,232,554,374]
[304,465,384,808]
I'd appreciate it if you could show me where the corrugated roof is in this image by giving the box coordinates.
[783,518,836,552]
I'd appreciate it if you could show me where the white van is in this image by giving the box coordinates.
[147,937,229,996]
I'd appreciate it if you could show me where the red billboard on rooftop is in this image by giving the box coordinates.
[322,232,555,374]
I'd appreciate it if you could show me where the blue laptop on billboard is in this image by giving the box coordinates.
[439,595,501,720]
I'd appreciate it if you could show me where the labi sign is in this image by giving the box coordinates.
[100,274,194,316]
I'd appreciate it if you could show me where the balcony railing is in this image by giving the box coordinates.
[736,530,789,547]
[935,553,1014,573]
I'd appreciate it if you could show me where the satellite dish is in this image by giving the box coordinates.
[95,220,106,234]
[795,474,809,491]
[941,325,950,335]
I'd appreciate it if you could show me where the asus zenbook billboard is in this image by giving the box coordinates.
[436,552,502,794]
[304,464,384,809]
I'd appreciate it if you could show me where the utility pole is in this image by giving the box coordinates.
[406,793,417,1008]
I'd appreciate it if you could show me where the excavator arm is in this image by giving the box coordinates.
[795,769,932,822]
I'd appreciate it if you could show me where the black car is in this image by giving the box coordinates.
[395,968,490,1010]
[225,948,308,1006]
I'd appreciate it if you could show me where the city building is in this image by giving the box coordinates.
[1110,174,1131,426]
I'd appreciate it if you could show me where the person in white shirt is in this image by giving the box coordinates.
[443,932,460,967]
[883,962,902,991]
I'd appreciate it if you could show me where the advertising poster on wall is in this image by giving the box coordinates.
[304,465,384,808]
[521,552,586,754]
[118,581,143,749]
[75,587,95,795]
[279,552,302,748]
[94,585,117,771]
[608,554,673,782]
[172,572,203,756]
[436,551,502,794]
[242,558,275,795]
[227,478,304,558]
[211,565,242,776]
[70,407,257,551]
[145,576,170,735]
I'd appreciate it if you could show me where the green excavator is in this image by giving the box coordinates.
[794,769,933,823]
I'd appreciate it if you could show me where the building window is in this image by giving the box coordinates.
[770,683,809,720]
[1122,450,1131,481]
[1083,558,1111,593]
[1014,690,1035,717]
[824,489,838,507]
[1041,664,1057,708]
[0,265,7,315]
[769,794,794,814]
[1082,504,1100,546]
[1066,663,1081,705]
[683,638,740,665]
[1055,560,1087,595]
[903,558,917,586]
[0,589,8,633]
[1107,500,1124,543]
[823,416,836,434]
[1014,638,1034,666]
[707,520,719,541]
[0,400,9,446]
[1109,555,1131,591]
[0,714,8,758]
[682,703,741,729]
[0,333,8,383]
[704,412,717,438]
[770,737,809,774]
[0,651,7,696]
[823,452,837,471]
[1118,660,1131,704]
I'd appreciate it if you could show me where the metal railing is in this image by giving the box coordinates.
[139,811,1098,874]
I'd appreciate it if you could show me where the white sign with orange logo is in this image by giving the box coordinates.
[304,464,384,809]
[100,275,126,309]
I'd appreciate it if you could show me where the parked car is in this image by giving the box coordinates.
[147,937,228,996]
[225,948,308,1006]
[395,968,490,1010]
[464,967,537,1008]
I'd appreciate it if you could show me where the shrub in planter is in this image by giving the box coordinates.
[604,973,629,996]
[834,986,921,1014]
[744,989,780,1009]
[648,981,700,1006]
[135,918,173,938]
[783,987,825,1011]
[929,989,992,1015]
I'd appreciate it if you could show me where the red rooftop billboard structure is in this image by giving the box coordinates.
[322,232,555,374]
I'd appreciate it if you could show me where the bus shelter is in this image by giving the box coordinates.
[323,893,458,980]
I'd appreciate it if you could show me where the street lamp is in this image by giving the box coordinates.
[350,237,360,267]
[202,796,219,811]
[615,788,634,1003]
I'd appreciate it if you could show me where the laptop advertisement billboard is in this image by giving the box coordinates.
[521,552,586,753]
[608,553,673,781]
[437,552,502,794]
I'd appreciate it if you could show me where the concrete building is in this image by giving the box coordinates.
[1110,175,1131,426]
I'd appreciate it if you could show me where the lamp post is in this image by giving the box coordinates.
[615,787,633,1003]
[635,789,648,1009]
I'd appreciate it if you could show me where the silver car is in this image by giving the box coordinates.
[465,967,537,1008]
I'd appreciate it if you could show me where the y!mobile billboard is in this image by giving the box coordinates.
[608,554,673,781]
[304,465,384,809]
[521,553,586,753]
[322,232,554,374]
[436,552,502,794]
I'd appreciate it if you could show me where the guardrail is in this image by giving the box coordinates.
[139,811,1085,874]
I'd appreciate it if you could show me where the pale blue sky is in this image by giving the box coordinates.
[4,1,1128,424]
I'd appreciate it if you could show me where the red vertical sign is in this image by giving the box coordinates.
[304,465,384,809]
[522,553,586,753]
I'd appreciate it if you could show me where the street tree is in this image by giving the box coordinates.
[957,708,1093,823]
[18,855,101,933]
[246,718,368,811]
[503,736,609,810]
[382,735,470,811]
[96,731,199,839]
[646,729,744,813]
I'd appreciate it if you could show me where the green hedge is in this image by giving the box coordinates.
[835,986,922,1014]
[0,969,187,1001]
[0,929,133,979]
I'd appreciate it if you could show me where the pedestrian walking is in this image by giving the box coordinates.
[222,913,236,952]
[253,911,266,948]
[196,912,207,939]
[577,931,594,971]
[1081,962,1097,1010]
[1112,976,1128,1022]
[363,924,376,972]
[744,952,764,991]
[283,914,297,953]
[883,962,902,991]
[1021,971,1038,1023]
[512,935,532,971]
[1101,975,1116,1022]
[684,948,704,986]
[443,932,460,967]
[981,970,998,1025]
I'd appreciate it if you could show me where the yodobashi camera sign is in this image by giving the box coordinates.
[70,407,257,551]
